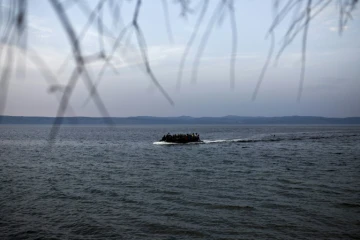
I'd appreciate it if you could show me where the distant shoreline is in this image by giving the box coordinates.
[1,115,360,125]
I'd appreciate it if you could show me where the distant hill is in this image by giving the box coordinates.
[1,115,360,125]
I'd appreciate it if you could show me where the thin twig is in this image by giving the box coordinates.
[49,0,113,141]
[132,0,174,105]
[297,0,312,102]
[228,0,237,89]
[252,32,275,101]
[191,0,225,84]
[162,0,174,44]
[176,0,209,89]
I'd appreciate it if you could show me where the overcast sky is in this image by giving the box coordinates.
[2,0,360,117]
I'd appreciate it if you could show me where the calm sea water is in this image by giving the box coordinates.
[0,124,359,239]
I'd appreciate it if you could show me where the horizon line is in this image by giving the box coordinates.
[1,115,360,119]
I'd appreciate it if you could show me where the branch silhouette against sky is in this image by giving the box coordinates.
[0,0,359,140]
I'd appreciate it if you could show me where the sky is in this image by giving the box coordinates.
[1,0,360,117]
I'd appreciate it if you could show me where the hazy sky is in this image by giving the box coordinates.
[2,1,360,117]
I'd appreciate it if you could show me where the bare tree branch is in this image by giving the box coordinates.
[176,0,209,89]
[132,0,174,105]
[49,0,113,141]
[297,0,312,102]
[162,0,174,44]
[191,0,225,84]
[228,0,237,89]
[252,32,275,101]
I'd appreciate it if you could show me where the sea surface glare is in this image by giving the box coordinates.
[0,125,359,239]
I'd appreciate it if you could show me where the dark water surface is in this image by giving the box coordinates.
[1,125,359,239]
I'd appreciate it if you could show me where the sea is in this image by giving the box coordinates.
[0,124,359,239]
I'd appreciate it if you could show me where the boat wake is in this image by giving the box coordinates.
[202,139,244,144]
[153,139,254,145]
[153,133,358,145]
[153,141,204,145]
[153,141,179,145]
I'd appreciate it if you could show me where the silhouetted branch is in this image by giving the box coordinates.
[162,0,174,44]
[98,4,105,57]
[175,0,193,18]
[338,0,357,35]
[57,0,106,75]
[176,0,208,89]
[191,0,225,84]
[252,0,357,101]
[108,0,124,30]
[22,47,78,119]
[15,0,27,79]
[49,0,113,141]
[274,0,330,64]
[0,0,25,118]
[0,29,14,118]
[132,0,174,105]
[297,0,312,102]
[266,0,298,37]
[228,0,237,89]
[252,32,275,101]
[82,25,130,107]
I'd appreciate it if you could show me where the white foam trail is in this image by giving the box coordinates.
[153,141,178,145]
[202,139,227,143]
[202,139,245,143]
[154,138,250,145]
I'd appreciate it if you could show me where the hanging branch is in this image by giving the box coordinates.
[176,0,209,89]
[49,0,113,142]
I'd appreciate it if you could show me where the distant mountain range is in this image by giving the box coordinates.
[1,115,360,125]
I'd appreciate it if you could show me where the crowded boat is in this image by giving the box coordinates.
[160,133,201,143]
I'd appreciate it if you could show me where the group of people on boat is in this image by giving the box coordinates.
[161,133,200,142]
